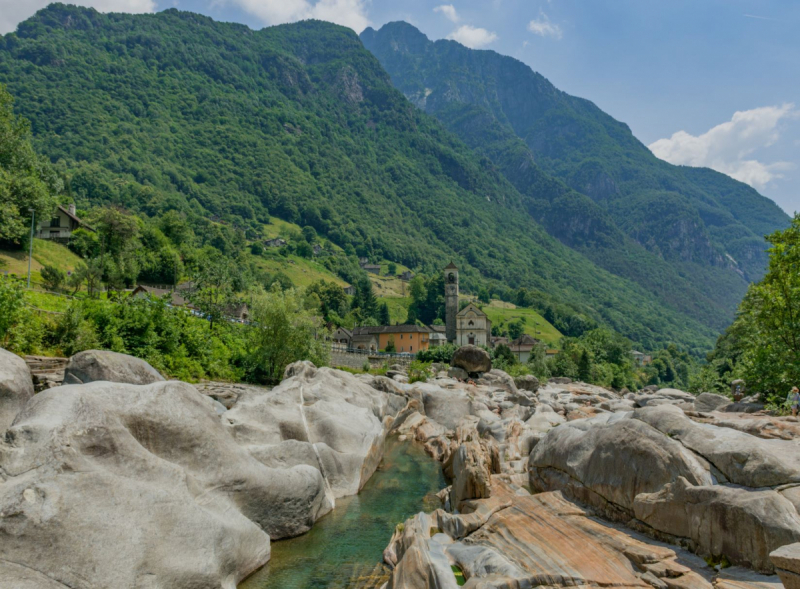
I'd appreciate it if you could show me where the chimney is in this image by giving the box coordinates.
[68,203,76,215]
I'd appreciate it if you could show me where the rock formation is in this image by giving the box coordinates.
[62,349,165,385]
[0,348,33,431]
[450,344,491,374]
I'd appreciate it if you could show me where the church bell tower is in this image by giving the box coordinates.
[444,262,459,344]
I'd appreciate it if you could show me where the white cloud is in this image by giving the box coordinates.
[446,25,497,48]
[218,0,370,32]
[434,4,459,23]
[527,11,562,39]
[0,0,155,34]
[649,104,797,190]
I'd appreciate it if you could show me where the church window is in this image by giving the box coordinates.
[468,320,474,326]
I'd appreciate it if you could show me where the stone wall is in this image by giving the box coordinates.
[329,349,413,370]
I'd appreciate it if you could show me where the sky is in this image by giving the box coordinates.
[1,0,798,214]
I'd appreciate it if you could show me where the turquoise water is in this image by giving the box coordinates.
[239,438,446,589]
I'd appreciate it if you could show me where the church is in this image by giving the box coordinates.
[444,263,492,347]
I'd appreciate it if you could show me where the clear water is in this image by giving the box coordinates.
[239,438,446,589]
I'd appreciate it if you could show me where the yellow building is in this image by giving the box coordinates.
[351,325,432,353]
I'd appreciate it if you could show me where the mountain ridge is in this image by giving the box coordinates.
[361,21,789,328]
[0,4,736,350]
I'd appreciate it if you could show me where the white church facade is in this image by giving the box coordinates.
[444,263,492,347]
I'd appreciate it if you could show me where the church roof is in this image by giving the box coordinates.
[456,302,487,318]
[444,262,458,270]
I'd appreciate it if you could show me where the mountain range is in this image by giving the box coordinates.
[0,5,789,352]
[361,21,789,336]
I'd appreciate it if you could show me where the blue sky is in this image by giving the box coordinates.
[2,0,798,214]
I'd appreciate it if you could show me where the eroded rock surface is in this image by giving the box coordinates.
[225,361,394,501]
[0,348,34,431]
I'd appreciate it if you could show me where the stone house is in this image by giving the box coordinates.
[362,264,381,275]
[331,327,353,347]
[343,285,356,296]
[265,238,286,248]
[351,333,379,352]
[131,284,192,308]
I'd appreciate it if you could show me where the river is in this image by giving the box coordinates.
[239,437,446,589]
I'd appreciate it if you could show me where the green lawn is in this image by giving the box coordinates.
[377,296,411,324]
[482,300,563,347]
[253,253,348,288]
[1,239,85,287]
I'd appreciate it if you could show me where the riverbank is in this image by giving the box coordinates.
[239,437,445,589]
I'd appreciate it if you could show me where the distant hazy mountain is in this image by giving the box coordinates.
[0,4,739,350]
[362,21,789,330]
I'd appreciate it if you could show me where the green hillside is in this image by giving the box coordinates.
[0,4,722,351]
[361,22,789,334]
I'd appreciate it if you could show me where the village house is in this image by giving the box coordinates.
[351,332,379,352]
[455,302,492,347]
[224,303,250,322]
[35,204,93,242]
[131,284,192,308]
[400,270,414,281]
[264,238,286,248]
[508,334,541,363]
[343,284,356,296]
[428,324,447,347]
[631,350,652,366]
[352,324,432,353]
[331,327,353,348]
[362,264,381,275]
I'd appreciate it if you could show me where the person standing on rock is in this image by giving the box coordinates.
[788,386,800,417]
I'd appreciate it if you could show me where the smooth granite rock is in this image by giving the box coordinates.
[451,345,491,374]
[225,361,390,500]
[62,349,165,385]
[0,348,34,431]
[0,379,323,589]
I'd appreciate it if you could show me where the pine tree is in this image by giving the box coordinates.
[378,301,391,325]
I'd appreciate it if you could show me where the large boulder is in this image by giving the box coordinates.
[451,345,491,374]
[694,392,732,413]
[420,386,473,431]
[635,477,800,572]
[771,543,800,589]
[225,362,391,500]
[529,414,712,518]
[0,348,34,431]
[62,349,165,385]
[0,379,334,588]
[634,405,800,487]
[450,442,492,508]
[514,374,540,393]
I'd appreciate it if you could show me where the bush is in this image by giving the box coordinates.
[408,360,432,384]
[417,343,457,363]
[41,264,65,292]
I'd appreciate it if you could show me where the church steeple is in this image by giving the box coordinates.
[444,263,458,344]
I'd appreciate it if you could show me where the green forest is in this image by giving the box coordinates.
[0,4,726,353]
[362,21,789,336]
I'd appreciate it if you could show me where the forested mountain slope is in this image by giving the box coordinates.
[361,22,790,329]
[0,4,718,350]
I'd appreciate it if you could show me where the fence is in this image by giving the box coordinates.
[329,345,415,370]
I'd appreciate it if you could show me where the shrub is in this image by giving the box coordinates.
[41,264,65,292]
